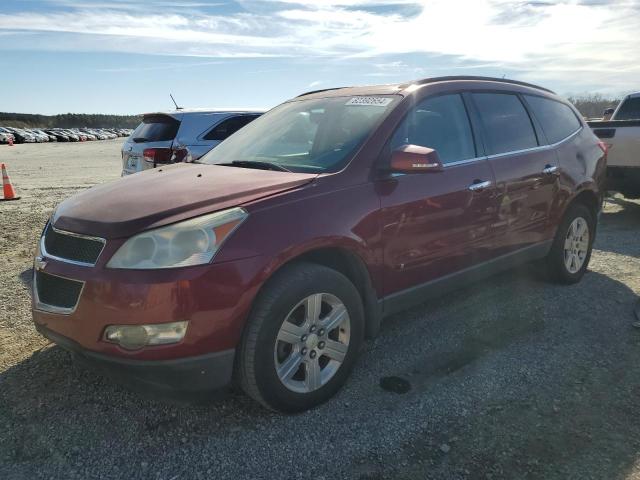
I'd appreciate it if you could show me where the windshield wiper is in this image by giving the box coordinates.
[222,160,291,172]
[132,137,148,143]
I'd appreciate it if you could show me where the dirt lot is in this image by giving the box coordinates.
[1,140,640,480]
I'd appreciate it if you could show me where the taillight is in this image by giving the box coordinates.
[597,141,609,156]
[143,148,172,164]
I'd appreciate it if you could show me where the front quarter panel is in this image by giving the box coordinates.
[215,180,383,295]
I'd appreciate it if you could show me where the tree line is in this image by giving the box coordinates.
[0,112,142,129]
[566,93,620,119]
[0,94,626,129]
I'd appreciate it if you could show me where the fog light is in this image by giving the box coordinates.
[104,321,188,350]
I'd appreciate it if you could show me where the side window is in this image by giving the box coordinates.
[390,94,476,164]
[472,93,538,155]
[524,95,581,144]
[203,115,259,141]
[614,97,640,121]
[132,115,180,142]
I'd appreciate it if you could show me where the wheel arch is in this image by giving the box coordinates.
[567,188,601,221]
[256,245,382,339]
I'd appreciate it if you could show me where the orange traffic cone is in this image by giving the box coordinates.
[1,163,20,201]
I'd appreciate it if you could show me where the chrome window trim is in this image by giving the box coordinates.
[485,126,583,160]
[33,270,85,315]
[443,125,583,167]
[41,225,106,267]
[443,156,486,167]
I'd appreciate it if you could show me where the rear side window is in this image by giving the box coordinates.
[615,97,640,120]
[390,94,476,164]
[203,115,259,141]
[472,93,538,155]
[524,95,581,144]
[131,115,179,142]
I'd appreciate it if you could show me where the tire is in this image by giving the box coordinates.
[237,262,365,413]
[543,203,595,284]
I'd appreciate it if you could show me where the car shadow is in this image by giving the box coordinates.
[593,196,640,258]
[19,267,33,288]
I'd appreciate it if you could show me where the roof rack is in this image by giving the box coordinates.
[295,76,555,99]
[408,76,555,94]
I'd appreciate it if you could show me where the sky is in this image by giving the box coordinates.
[0,0,639,115]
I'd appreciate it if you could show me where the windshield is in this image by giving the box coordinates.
[199,95,397,173]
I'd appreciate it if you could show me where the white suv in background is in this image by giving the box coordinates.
[121,109,263,175]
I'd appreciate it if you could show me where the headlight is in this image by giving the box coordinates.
[104,321,188,350]
[107,208,247,269]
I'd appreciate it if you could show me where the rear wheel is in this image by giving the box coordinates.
[543,203,595,284]
[237,262,364,413]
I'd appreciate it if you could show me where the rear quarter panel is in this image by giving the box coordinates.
[553,127,606,223]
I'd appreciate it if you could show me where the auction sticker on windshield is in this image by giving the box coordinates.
[345,96,393,107]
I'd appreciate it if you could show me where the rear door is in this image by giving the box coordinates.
[471,92,559,254]
[522,94,586,227]
[121,114,180,175]
[378,93,498,296]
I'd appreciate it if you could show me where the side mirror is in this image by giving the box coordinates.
[389,144,444,174]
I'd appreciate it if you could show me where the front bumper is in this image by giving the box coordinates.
[36,323,236,398]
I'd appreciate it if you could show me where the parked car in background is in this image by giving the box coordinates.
[588,91,640,198]
[76,129,97,141]
[6,127,36,143]
[0,131,15,144]
[0,127,16,144]
[0,126,131,144]
[45,129,70,142]
[33,129,56,142]
[33,76,606,412]
[121,109,263,175]
[60,129,80,142]
[82,128,106,140]
[27,129,50,142]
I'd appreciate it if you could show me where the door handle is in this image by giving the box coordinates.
[468,180,492,192]
[543,165,559,175]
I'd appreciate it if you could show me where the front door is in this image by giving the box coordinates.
[376,93,498,298]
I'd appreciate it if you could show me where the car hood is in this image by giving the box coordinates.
[52,163,318,239]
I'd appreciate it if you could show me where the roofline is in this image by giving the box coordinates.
[295,75,555,99]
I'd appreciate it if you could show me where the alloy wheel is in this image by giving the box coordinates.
[564,216,590,274]
[274,293,351,393]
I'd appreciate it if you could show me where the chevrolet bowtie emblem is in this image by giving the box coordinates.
[34,256,47,271]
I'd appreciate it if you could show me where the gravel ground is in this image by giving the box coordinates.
[1,140,640,480]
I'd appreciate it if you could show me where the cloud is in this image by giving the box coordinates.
[0,0,639,91]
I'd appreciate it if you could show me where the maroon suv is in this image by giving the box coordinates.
[32,76,607,412]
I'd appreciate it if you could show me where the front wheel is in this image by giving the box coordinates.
[543,203,595,284]
[237,262,364,413]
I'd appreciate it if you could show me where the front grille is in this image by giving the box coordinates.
[35,271,83,311]
[43,224,104,265]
